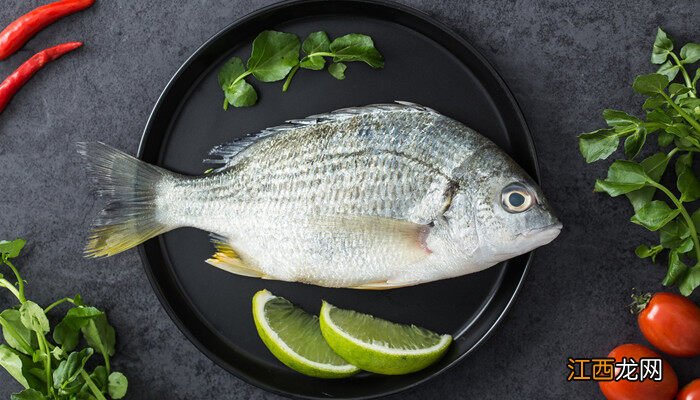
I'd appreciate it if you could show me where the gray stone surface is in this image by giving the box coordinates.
[1,0,699,399]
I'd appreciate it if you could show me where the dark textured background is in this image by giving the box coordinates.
[1,0,699,399]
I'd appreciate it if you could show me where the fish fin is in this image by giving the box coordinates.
[77,142,176,258]
[309,215,432,263]
[351,280,418,290]
[205,237,265,278]
[204,101,437,171]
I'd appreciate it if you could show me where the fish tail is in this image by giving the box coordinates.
[77,142,174,258]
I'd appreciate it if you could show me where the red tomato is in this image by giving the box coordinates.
[637,293,700,357]
[678,379,700,400]
[599,344,678,400]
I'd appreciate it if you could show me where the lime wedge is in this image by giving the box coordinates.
[252,290,359,378]
[319,301,452,375]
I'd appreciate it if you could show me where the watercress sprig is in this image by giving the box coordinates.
[579,28,700,296]
[0,239,128,400]
[218,30,384,110]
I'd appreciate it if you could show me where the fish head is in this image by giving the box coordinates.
[443,150,562,267]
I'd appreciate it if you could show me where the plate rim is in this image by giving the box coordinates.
[136,0,539,398]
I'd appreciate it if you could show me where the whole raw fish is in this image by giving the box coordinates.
[80,102,561,288]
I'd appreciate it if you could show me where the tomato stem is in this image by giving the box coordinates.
[629,292,652,315]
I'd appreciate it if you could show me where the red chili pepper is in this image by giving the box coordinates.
[0,0,94,60]
[0,41,82,113]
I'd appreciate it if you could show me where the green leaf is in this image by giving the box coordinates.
[669,83,691,97]
[633,73,669,96]
[651,28,673,64]
[660,220,693,253]
[328,62,347,80]
[218,57,258,109]
[0,345,32,389]
[82,313,116,358]
[329,34,384,68]
[677,167,700,202]
[602,109,641,127]
[658,131,674,147]
[643,95,665,110]
[10,389,46,400]
[0,239,26,260]
[594,160,650,196]
[53,306,103,352]
[657,60,680,81]
[630,200,680,231]
[635,244,663,261]
[19,301,49,334]
[663,250,689,286]
[224,80,258,108]
[623,126,647,159]
[53,348,93,391]
[625,152,669,211]
[0,309,37,355]
[218,57,246,89]
[300,31,330,70]
[247,30,301,82]
[646,109,673,125]
[108,372,128,399]
[578,128,619,163]
[680,42,700,64]
[679,266,700,296]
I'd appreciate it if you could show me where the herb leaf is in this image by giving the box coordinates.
[328,62,347,80]
[631,200,680,231]
[633,73,669,95]
[579,128,619,163]
[19,301,49,334]
[0,309,37,355]
[10,389,46,400]
[680,42,700,64]
[300,31,331,70]
[53,348,93,391]
[663,250,688,286]
[81,313,116,358]
[594,160,650,196]
[247,30,300,82]
[108,371,128,399]
[329,34,384,68]
[651,28,673,64]
[53,306,102,352]
[0,239,25,260]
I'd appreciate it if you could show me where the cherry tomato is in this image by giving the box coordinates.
[599,344,678,400]
[678,379,700,400]
[636,292,700,357]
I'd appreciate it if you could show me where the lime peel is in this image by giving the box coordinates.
[252,290,359,378]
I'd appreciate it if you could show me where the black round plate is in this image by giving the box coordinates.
[137,1,537,398]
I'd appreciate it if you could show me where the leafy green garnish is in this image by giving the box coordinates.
[0,239,127,399]
[218,30,384,109]
[579,27,700,296]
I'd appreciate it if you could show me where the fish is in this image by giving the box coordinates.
[79,102,561,289]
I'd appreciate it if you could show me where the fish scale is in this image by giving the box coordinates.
[80,102,561,288]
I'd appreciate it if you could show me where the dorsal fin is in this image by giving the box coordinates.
[203,101,437,171]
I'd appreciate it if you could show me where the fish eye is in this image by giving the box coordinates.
[501,183,535,213]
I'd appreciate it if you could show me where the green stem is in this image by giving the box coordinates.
[653,182,700,263]
[104,352,111,375]
[660,91,700,133]
[228,70,253,89]
[0,278,22,301]
[44,297,75,314]
[305,51,335,58]
[81,369,108,400]
[3,260,25,303]
[670,52,696,98]
[282,64,300,92]
[36,332,53,395]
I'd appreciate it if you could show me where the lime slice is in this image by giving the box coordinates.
[252,290,359,378]
[319,301,452,375]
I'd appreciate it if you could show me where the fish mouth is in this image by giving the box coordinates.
[518,222,563,241]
